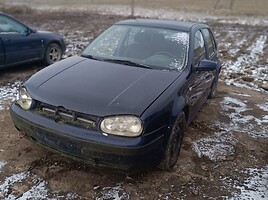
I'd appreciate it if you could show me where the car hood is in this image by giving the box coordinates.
[35,30,63,38]
[26,56,180,117]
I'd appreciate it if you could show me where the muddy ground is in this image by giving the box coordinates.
[0,9,267,200]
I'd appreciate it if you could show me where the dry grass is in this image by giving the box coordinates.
[0,4,35,15]
[3,0,268,16]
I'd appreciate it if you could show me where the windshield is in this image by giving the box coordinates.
[81,24,189,71]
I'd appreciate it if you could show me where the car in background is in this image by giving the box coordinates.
[10,19,221,172]
[0,13,66,68]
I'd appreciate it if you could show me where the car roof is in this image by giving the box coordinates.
[116,19,208,31]
[0,12,10,16]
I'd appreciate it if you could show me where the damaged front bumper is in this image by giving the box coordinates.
[10,103,165,172]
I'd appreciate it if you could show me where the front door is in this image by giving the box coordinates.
[187,30,214,117]
[0,14,43,66]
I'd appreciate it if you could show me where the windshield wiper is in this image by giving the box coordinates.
[80,54,101,60]
[103,59,152,69]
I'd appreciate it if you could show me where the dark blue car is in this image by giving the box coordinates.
[10,19,221,172]
[0,13,66,68]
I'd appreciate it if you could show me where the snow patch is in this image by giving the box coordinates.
[0,163,128,199]
[97,184,129,200]
[231,92,251,97]
[257,103,268,112]
[0,172,28,194]
[0,81,21,110]
[222,35,267,92]
[19,179,50,200]
[0,169,82,199]
[192,132,237,162]
[219,97,268,138]
[0,161,7,171]
[229,165,268,200]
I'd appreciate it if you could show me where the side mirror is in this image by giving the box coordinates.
[196,59,217,71]
[27,28,34,34]
[20,28,31,36]
[24,27,36,35]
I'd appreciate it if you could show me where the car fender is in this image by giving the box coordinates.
[35,31,66,58]
[171,96,187,121]
[0,37,5,66]
[141,74,187,148]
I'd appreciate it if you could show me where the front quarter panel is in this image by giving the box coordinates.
[36,31,66,57]
[141,70,188,148]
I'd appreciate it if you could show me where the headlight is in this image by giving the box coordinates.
[16,87,33,110]
[100,116,143,137]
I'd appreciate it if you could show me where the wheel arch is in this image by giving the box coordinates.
[182,105,190,125]
[158,110,187,170]
[162,103,188,152]
[46,40,64,51]
[41,40,62,58]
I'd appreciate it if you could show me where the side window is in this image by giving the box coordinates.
[194,30,206,64]
[0,15,27,33]
[202,28,216,58]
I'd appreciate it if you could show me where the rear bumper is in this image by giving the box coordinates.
[10,103,165,172]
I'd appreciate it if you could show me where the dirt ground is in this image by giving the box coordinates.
[0,8,267,200]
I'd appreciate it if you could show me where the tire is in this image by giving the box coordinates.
[44,43,62,66]
[208,76,218,99]
[158,112,186,171]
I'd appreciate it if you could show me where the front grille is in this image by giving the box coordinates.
[34,103,98,130]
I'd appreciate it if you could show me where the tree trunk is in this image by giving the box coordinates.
[230,0,235,10]
[214,0,221,9]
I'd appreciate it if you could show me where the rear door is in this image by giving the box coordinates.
[0,14,43,66]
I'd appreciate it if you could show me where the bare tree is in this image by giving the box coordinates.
[214,0,235,10]
[131,0,135,16]
[229,0,235,10]
[214,0,221,9]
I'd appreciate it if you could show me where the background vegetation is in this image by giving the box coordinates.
[2,0,268,16]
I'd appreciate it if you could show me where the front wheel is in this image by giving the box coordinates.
[158,112,186,171]
[44,43,62,66]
